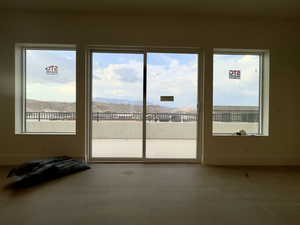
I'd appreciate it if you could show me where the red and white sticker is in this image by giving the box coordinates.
[45,65,58,75]
[229,70,241,79]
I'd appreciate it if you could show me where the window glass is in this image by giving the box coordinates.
[213,54,260,135]
[25,49,76,133]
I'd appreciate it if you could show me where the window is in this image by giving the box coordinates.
[17,47,77,133]
[90,50,199,160]
[146,53,198,159]
[213,50,269,136]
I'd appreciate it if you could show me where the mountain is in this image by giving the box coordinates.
[26,100,76,112]
[26,99,196,113]
[93,97,142,106]
[26,99,256,114]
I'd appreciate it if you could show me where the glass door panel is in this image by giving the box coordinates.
[91,52,143,158]
[146,53,198,159]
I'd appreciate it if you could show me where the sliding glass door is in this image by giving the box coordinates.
[90,50,199,161]
[146,53,198,159]
[91,52,144,158]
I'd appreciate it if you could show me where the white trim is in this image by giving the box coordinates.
[261,51,270,136]
[14,132,77,136]
[87,46,202,163]
[212,49,270,136]
[214,48,268,54]
[87,48,93,162]
[87,44,202,53]
[15,43,78,135]
[197,53,204,163]
[15,43,76,50]
[142,52,147,159]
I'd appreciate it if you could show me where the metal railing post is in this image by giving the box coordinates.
[27,111,260,123]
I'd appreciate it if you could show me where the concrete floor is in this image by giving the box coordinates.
[1,165,300,225]
[92,139,197,158]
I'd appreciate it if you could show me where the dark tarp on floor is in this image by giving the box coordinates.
[7,156,90,187]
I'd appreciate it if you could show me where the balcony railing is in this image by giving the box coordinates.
[26,111,259,122]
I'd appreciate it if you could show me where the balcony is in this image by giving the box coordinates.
[24,111,259,159]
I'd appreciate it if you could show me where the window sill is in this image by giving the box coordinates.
[213,133,268,137]
[15,132,77,136]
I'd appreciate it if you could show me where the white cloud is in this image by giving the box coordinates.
[27,82,76,102]
[146,60,197,107]
[94,60,143,83]
[54,82,76,97]
[213,55,260,106]
[92,54,198,108]
[27,51,260,107]
[92,60,143,101]
[26,50,76,84]
[26,50,76,102]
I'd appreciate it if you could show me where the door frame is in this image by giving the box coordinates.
[86,46,204,163]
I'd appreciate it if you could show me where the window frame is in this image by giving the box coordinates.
[212,49,269,136]
[87,46,204,163]
[15,44,78,135]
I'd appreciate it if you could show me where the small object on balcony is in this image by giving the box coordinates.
[7,156,90,187]
[239,130,247,136]
[232,129,247,136]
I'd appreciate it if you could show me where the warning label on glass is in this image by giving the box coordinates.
[229,70,241,79]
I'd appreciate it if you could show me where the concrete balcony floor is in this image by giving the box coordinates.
[92,139,197,159]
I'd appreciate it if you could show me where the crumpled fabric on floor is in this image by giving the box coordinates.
[7,156,90,187]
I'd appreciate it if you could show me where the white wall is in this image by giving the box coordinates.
[0,10,300,165]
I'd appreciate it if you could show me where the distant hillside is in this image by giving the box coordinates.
[26,99,257,113]
[26,99,197,113]
[93,97,142,106]
[26,100,76,112]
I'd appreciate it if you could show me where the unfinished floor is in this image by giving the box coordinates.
[1,164,300,225]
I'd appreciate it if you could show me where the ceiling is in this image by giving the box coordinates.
[1,0,300,18]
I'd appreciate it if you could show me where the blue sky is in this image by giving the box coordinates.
[26,50,76,102]
[26,50,260,108]
[92,52,198,108]
[213,54,259,106]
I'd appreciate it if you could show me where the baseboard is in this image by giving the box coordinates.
[0,154,85,166]
[2,154,300,166]
[203,156,300,166]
